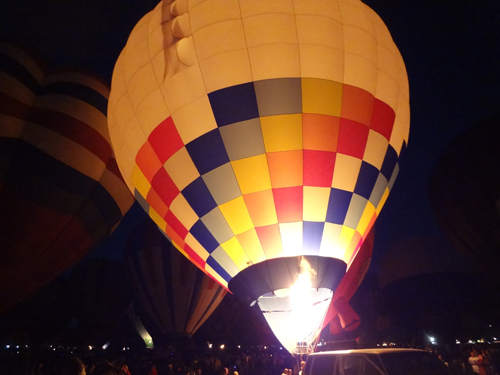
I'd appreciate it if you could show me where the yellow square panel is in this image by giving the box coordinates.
[303,186,330,222]
[164,147,200,191]
[332,154,362,192]
[337,226,356,263]
[184,232,210,261]
[236,229,267,264]
[221,237,250,270]
[192,20,246,61]
[171,96,217,144]
[219,196,254,235]
[161,64,206,114]
[356,201,376,236]
[131,165,151,199]
[363,130,389,169]
[248,44,301,81]
[319,222,342,258]
[376,188,390,215]
[243,190,278,227]
[170,194,199,230]
[199,49,253,94]
[261,114,302,152]
[243,13,298,48]
[302,78,343,117]
[279,222,303,257]
[267,150,303,188]
[231,154,272,194]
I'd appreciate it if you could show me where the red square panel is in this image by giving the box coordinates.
[148,116,185,163]
[370,99,395,141]
[150,167,180,206]
[337,118,370,159]
[304,150,336,187]
[273,186,303,223]
[165,210,189,239]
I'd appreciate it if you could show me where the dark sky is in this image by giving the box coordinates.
[2,0,500,314]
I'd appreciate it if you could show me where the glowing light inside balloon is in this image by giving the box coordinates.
[257,262,333,354]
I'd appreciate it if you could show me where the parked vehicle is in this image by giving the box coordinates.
[304,348,450,375]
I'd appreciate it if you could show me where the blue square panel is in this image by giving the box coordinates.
[186,129,230,175]
[190,219,220,254]
[380,144,398,181]
[303,221,324,255]
[326,189,353,225]
[208,82,259,127]
[354,161,380,200]
[182,177,217,218]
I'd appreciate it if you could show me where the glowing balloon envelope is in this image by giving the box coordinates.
[108,0,409,353]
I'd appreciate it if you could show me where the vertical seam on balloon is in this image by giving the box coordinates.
[234,0,267,263]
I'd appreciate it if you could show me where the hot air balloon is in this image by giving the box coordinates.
[0,42,134,312]
[108,0,409,353]
[124,218,227,346]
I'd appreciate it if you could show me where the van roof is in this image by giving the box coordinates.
[310,348,429,355]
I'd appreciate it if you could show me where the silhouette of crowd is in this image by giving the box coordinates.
[2,343,500,375]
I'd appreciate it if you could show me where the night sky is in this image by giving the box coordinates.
[1,0,500,345]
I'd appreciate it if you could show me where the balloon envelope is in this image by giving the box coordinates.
[124,218,227,345]
[109,0,409,353]
[0,42,134,312]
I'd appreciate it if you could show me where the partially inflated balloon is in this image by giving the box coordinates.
[109,0,409,353]
[0,42,134,312]
[124,218,227,345]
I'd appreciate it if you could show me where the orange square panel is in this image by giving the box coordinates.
[303,113,340,152]
[243,190,278,227]
[267,150,303,188]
